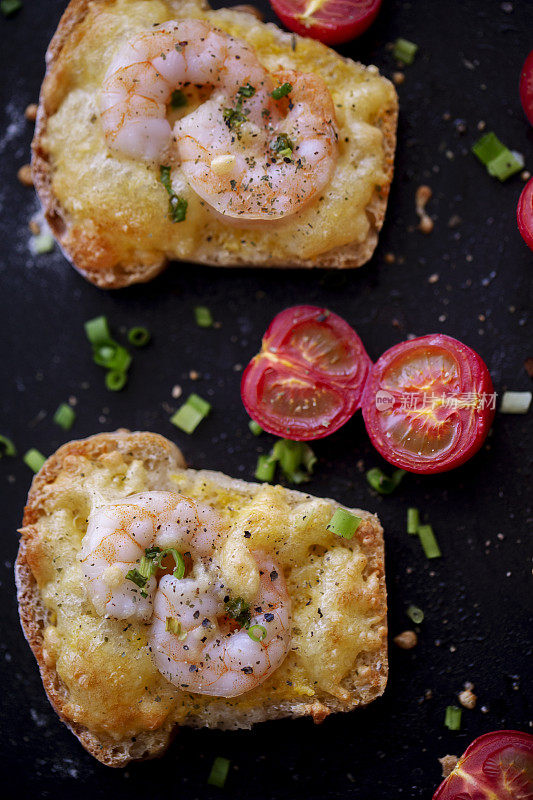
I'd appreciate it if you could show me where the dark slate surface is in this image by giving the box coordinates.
[0,1,531,798]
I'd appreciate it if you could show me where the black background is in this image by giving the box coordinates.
[1,1,532,798]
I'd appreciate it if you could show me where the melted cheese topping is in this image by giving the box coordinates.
[43,0,396,266]
[29,451,385,738]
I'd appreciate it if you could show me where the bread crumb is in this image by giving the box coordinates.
[393,630,417,649]
[29,219,41,235]
[17,164,33,186]
[522,170,532,181]
[189,370,200,380]
[428,273,439,284]
[415,185,434,233]
[171,385,182,399]
[524,357,533,378]
[438,755,458,778]
[392,72,405,85]
[458,689,477,709]
[231,4,264,19]
[24,103,38,122]
[384,252,396,264]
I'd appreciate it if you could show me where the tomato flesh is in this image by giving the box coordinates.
[361,334,495,474]
[517,177,533,251]
[241,306,372,440]
[520,50,533,126]
[269,0,382,46]
[433,730,533,800]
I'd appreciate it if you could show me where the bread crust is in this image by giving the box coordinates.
[16,431,387,766]
[32,0,398,288]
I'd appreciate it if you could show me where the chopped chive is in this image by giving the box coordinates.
[105,370,127,391]
[326,508,362,540]
[444,706,462,731]
[271,82,292,100]
[418,524,441,559]
[255,454,276,482]
[224,596,251,628]
[407,605,424,625]
[237,83,256,98]
[1,0,22,18]
[31,232,54,254]
[53,403,76,431]
[170,89,187,108]
[160,165,187,222]
[23,448,46,473]
[194,306,213,328]
[247,624,267,642]
[85,316,113,347]
[0,435,16,457]
[208,757,230,788]
[393,37,418,65]
[128,326,151,347]
[487,149,524,181]
[407,507,420,535]
[500,390,532,414]
[248,420,263,436]
[170,550,186,580]
[170,394,211,433]
[366,467,406,495]
[125,568,147,589]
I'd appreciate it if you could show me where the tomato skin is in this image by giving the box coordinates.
[520,50,533,126]
[433,730,533,800]
[361,334,495,475]
[241,306,372,441]
[517,178,533,251]
[269,0,382,46]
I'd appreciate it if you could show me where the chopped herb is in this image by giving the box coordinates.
[165,617,187,638]
[53,403,76,431]
[125,568,148,589]
[1,0,22,17]
[222,106,247,130]
[170,89,187,108]
[23,448,46,473]
[237,83,256,99]
[366,467,406,494]
[444,706,462,731]
[270,133,294,161]
[0,435,16,457]
[393,37,418,65]
[170,393,211,434]
[208,757,230,788]
[326,508,362,540]
[160,165,187,222]
[248,624,267,642]
[128,327,151,347]
[194,306,213,328]
[248,420,263,436]
[500,390,532,414]
[407,605,424,625]
[407,507,420,535]
[224,596,251,629]
[271,82,292,100]
[417,524,441,559]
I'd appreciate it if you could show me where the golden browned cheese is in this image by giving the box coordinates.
[43,0,397,266]
[28,449,385,739]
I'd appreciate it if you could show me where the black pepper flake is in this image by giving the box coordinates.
[270,570,278,581]
[264,613,274,622]
[241,666,253,674]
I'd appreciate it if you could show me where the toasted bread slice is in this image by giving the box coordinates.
[32,0,398,288]
[16,430,387,766]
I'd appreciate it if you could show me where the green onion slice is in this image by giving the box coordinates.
[0,435,16,457]
[1,0,23,17]
[105,370,127,392]
[248,420,263,436]
[23,448,46,473]
[500,390,531,414]
[366,467,406,495]
[407,507,420,535]
[170,393,211,434]
[85,316,113,347]
[208,757,231,788]
[472,133,524,181]
[444,705,462,731]
[270,439,316,483]
[194,306,213,328]
[271,82,292,100]
[393,37,418,65]
[128,326,151,347]
[53,403,76,431]
[248,624,267,642]
[326,508,362,540]
[418,524,441,559]
[255,454,276,483]
[472,132,505,165]
[407,604,424,625]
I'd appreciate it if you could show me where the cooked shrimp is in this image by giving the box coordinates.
[150,551,291,697]
[79,491,224,620]
[100,20,338,219]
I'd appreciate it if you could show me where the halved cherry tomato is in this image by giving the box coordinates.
[433,730,533,800]
[520,50,533,126]
[241,306,372,440]
[517,177,533,251]
[269,0,382,46]
[361,334,495,474]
